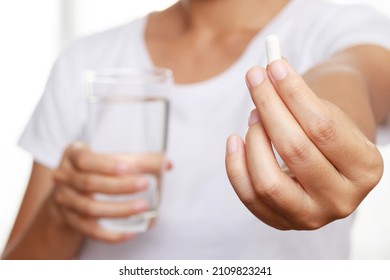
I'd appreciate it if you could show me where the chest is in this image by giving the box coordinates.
[146,31,258,84]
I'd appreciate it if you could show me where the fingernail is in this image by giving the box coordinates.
[270,59,288,81]
[134,177,148,190]
[116,162,129,173]
[71,141,87,150]
[227,135,240,154]
[132,200,148,212]
[246,67,265,88]
[164,161,173,170]
[248,110,260,126]
[121,233,135,240]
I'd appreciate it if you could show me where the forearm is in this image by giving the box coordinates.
[2,196,83,260]
[314,45,390,125]
[303,62,376,142]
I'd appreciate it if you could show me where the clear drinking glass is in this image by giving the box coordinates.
[84,68,172,233]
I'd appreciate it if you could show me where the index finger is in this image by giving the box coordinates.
[65,142,130,175]
[267,59,377,180]
[245,66,338,193]
[113,152,167,174]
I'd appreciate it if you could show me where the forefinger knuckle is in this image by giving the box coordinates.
[308,115,338,146]
[253,176,283,203]
[280,139,311,166]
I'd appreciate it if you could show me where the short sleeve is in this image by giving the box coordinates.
[18,51,86,169]
[17,19,144,169]
[318,5,390,59]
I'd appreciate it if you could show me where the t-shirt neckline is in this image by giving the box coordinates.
[135,0,300,94]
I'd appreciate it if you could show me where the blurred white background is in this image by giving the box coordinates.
[0,0,389,258]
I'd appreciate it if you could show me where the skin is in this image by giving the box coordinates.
[226,55,385,230]
[3,0,390,259]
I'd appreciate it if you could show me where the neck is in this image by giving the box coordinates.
[145,0,290,84]
[177,0,290,33]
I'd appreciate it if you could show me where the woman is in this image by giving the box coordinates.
[3,0,390,259]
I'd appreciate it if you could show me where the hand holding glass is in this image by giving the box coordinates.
[85,68,172,233]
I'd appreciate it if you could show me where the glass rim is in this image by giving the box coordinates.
[85,67,173,84]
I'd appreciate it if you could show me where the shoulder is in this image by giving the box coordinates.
[56,17,146,71]
[286,0,389,34]
[281,0,390,71]
[292,0,385,20]
[42,16,148,115]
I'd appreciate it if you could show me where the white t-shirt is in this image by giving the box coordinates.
[19,0,390,259]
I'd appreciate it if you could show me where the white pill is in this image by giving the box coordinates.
[266,34,281,64]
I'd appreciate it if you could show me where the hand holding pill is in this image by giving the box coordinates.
[225,35,383,230]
